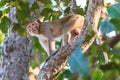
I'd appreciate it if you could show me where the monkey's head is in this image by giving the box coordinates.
[26,20,41,37]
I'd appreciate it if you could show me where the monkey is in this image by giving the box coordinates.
[26,14,84,56]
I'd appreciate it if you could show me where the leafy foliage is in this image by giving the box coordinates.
[38,0,52,7]
[15,1,31,26]
[76,6,85,15]
[106,3,120,31]
[0,30,4,42]
[41,8,62,21]
[30,2,39,11]
[61,0,69,6]
[107,3,120,20]
[12,23,28,36]
[32,37,47,61]
[100,19,115,33]
[68,47,90,77]
[0,16,11,33]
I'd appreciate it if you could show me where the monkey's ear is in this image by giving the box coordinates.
[36,19,42,24]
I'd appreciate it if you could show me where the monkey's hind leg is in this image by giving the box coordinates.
[63,30,71,46]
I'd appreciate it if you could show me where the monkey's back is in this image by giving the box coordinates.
[52,14,84,37]
[41,14,84,38]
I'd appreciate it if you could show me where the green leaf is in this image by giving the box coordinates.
[110,18,120,31]
[8,0,15,2]
[110,18,120,26]
[64,7,70,15]
[76,6,85,15]
[114,42,120,49]
[32,37,46,54]
[68,47,90,76]
[12,23,21,32]
[61,0,69,6]
[0,11,2,18]
[31,60,39,69]
[12,23,28,36]
[101,42,110,52]
[92,69,103,80]
[38,0,52,7]
[55,40,62,49]
[107,3,120,20]
[0,16,11,33]
[41,8,62,21]
[90,44,99,55]
[57,70,72,80]
[85,29,95,41]
[32,37,44,52]
[115,0,120,2]
[40,8,53,16]
[100,62,120,71]
[31,2,39,11]
[100,20,115,33]
[15,1,31,26]
[32,37,47,61]
[0,0,9,8]
[50,11,62,20]
[0,30,5,42]
[113,49,120,54]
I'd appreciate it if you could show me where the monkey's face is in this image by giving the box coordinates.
[26,21,40,37]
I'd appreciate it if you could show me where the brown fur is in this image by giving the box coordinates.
[27,14,84,56]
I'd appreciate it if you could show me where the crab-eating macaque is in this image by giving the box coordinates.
[26,14,84,56]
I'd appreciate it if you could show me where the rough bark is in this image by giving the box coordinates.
[70,0,77,14]
[0,32,32,80]
[0,2,33,79]
[81,0,102,53]
[37,0,103,80]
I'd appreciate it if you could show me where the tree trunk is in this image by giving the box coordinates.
[0,32,32,80]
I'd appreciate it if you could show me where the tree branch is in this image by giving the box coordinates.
[37,0,103,80]
[70,0,77,14]
[109,34,120,48]
[81,0,102,53]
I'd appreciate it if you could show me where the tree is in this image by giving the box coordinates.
[0,0,120,80]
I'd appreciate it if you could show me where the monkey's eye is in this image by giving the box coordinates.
[32,23,35,26]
